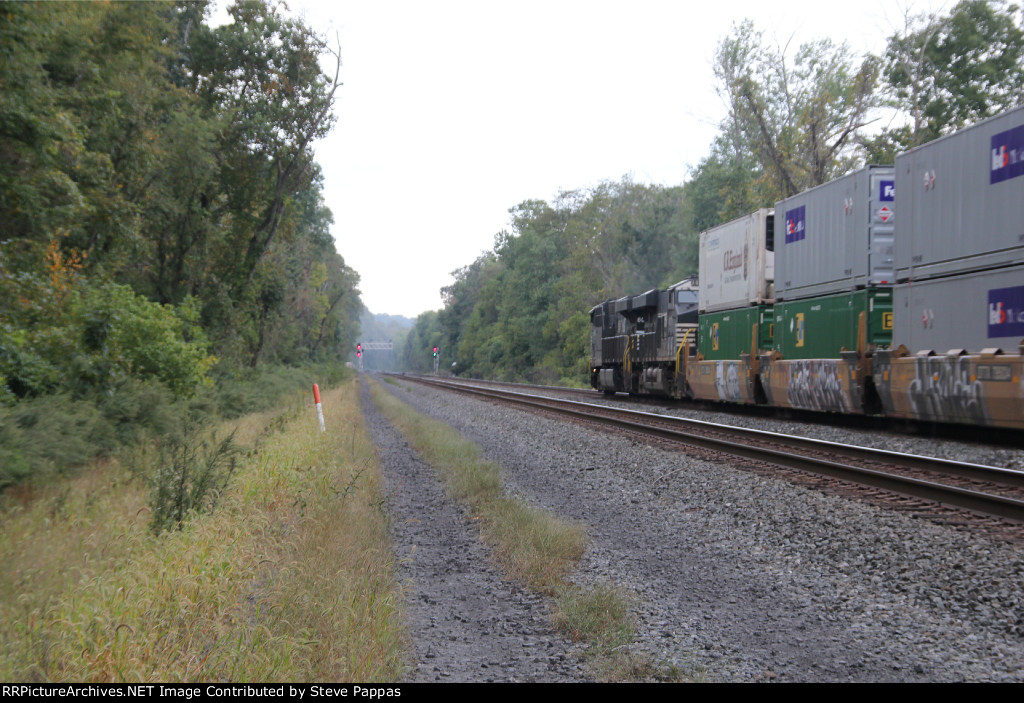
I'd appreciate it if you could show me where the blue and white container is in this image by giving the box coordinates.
[775,165,895,301]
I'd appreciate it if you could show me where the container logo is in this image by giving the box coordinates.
[988,284,1024,337]
[785,205,806,244]
[711,322,720,351]
[879,180,894,201]
[795,312,805,347]
[722,244,748,283]
[990,124,1024,184]
[723,248,744,272]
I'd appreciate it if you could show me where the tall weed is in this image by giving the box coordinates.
[141,425,239,534]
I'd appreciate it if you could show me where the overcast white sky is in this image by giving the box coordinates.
[215,0,950,318]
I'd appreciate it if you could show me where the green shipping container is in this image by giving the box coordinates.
[773,288,892,360]
[698,305,774,361]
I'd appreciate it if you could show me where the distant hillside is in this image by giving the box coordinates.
[357,309,415,371]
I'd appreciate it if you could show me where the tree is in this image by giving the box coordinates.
[713,20,878,196]
[0,2,82,245]
[684,128,771,233]
[0,0,363,398]
[399,311,442,374]
[439,252,501,369]
[879,0,1024,152]
[415,180,694,384]
[188,0,342,293]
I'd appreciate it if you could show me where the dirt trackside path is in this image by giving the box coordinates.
[359,381,588,682]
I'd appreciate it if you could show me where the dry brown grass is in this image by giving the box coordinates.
[0,379,405,682]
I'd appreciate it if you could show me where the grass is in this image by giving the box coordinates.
[367,377,584,592]
[552,584,704,681]
[553,583,634,649]
[0,378,405,682]
[367,377,697,681]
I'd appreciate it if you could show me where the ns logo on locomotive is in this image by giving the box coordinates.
[589,105,1024,430]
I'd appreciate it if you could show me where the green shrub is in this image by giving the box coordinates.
[94,378,178,446]
[0,357,347,494]
[142,423,239,534]
[75,283,215,398]
[209,362,349,418]
[1,275,215,401]
[0,394,110,488]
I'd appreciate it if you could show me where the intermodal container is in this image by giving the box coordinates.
[894,263,1024,354]
[699,208,775,313]
[895,105,1024,281]
[775,166,895,301]
[698,305,774,361]
[773,288,893,360]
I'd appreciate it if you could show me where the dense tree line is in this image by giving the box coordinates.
[0,1,360,485]
[399,180,694,383]
[406,0,1022,385]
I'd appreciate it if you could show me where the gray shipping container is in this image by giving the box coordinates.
[698,208,775,313]
[775,165,895,301]
[895,106,1024,281]
[894,263,1024,354]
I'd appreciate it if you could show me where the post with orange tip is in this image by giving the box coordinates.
[313,383,325,433]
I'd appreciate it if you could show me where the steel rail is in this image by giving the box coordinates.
[425,377,1024,485]
[402,375,1024,524]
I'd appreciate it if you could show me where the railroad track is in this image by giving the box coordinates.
[397,375,1024,446]
[391,374,1024,526]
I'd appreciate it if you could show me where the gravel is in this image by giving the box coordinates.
[360,381,588,682]
[366,376,1024,682]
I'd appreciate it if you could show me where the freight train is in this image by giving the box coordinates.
[589,105,1024,431]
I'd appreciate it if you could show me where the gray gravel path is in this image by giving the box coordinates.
[359,380,588,682]
[375,375,1024,682]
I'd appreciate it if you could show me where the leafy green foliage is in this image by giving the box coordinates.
[1,1,358,378]
[713,20,878,197]
[877,0,1024,153]
[208,361,349,419]
[405,179,697,383]
[0,397,106,489]
[0,1,361,490]
[0,240,214,400]
[0,375,184,490]
[188,0,341,298]
[75,283,215,397]
[399,311,444,374]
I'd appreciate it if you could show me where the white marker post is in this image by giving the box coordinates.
[313,383,325,433]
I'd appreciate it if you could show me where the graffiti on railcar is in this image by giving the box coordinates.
[715,361,745,402]
[908,356,988,425]
[784,359,852,413]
